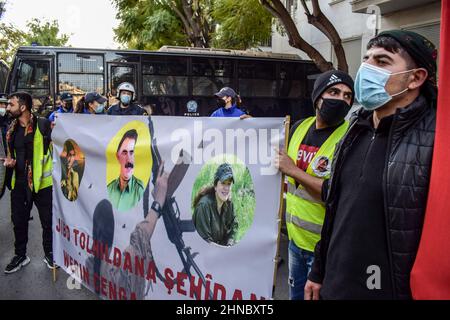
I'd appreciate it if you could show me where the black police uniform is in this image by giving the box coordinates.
[107,103,146,116]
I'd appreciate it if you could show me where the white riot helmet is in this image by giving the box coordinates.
[116,82,136,100]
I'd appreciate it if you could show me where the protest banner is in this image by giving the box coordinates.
[52,114,285,300]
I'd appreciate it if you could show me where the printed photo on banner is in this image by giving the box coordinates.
[52,115,285,300]
[191,154,255,247]
[60,139,85,202]
[105,121,152,212]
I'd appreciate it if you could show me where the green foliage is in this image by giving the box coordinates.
[113,0,272,50]
[0,17,70,65]
[141,8,188,49]
[24,18,70,47]
[212,0,272,49]
[191,154,256,243]
[0,22,24,64]
[113,0,186,50]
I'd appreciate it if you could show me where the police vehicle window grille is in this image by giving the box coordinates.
[111,66,135,96]
[305,64,320,96]
[17,60,50,96]
[238,61,276,97]
[192,58,233,77]
[143,75,188,96]
[59,74,104,95]
[191,58,233,96]
[247,97,285,117]
[58,53,104,73]
[142,57,187,96]
[192,77,232,96]
[0,61,8,92]
[279,63,305,80]
[142,57,187,75]
[238,79,276,97]
[58,54,104,94]
[238,61,274,79]
[279,63,305,98]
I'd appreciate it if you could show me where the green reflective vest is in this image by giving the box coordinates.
[11,123,53,192]
[286,116,348,252]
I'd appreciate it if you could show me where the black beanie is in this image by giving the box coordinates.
[312,70,355,108]
[376,30,438,104]
[377,30,437,86]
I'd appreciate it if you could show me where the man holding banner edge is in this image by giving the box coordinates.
[275,70,354,300]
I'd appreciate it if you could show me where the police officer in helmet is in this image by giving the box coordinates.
[107,82,147,116]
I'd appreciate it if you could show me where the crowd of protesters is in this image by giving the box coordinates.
[0,29,440,300]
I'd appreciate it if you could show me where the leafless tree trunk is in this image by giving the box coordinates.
[260,0,348,73]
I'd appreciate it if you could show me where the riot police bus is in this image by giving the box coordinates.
[3,45,320,121]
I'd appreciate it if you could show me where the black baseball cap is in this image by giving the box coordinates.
[215,87,237,98]
[60,92,73,101]
[0,93,8,103]
[85,92,107,104]
[214,163,234,184]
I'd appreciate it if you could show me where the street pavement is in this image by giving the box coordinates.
[0,189,289,300]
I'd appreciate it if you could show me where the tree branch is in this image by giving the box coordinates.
[180,0,207,47]
[311,0,321,17]
[306,0,348,72]
[299,0,311,16]
[260,0,278,18]
[260,0,333,72]
[171,1,195,42]
[260,0,277,17]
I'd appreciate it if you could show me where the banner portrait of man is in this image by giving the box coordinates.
[106,121,152,212]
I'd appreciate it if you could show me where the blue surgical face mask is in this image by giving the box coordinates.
[120,94,131,105]
[355,63,413,111]
[0,108,6,117]
[95,104,105,114]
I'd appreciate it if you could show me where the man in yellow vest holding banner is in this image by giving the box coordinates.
[276,70,354,300]
[2,92,54,274]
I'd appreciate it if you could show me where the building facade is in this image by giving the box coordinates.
[271,0,441,79]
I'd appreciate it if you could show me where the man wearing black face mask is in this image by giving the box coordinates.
[275,70,354,300]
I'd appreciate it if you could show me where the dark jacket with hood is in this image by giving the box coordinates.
[308,95,436,300]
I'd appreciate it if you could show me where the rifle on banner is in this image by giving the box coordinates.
[144,117,213,300]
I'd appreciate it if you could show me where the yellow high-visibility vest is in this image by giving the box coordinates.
[286,116,348,252]
[11,123,53,191]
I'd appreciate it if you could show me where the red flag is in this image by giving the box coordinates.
[410,1,450,299]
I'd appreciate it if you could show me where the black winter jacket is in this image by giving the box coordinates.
[5,116,52,191]
[308,95,436,300]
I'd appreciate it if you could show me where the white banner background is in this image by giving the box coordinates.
[52,114,285,300]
